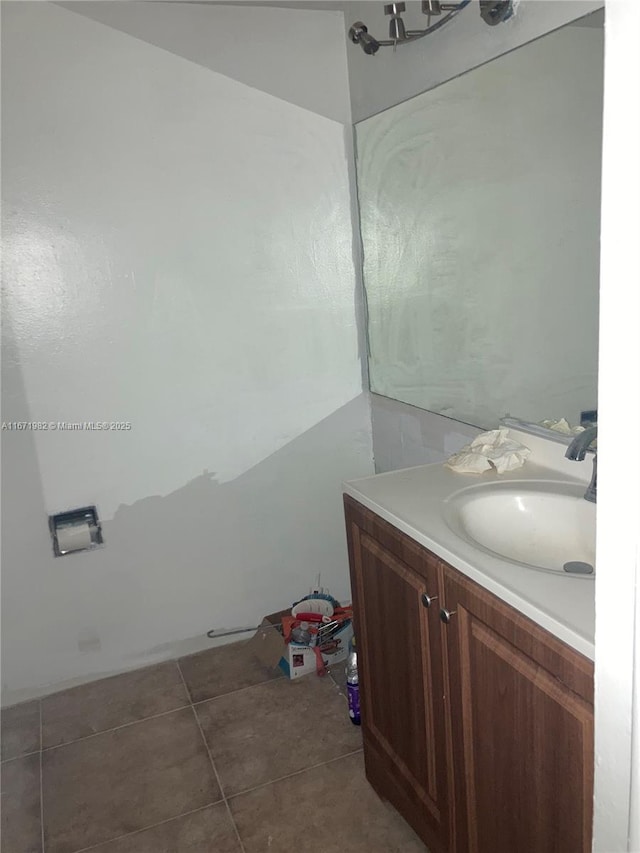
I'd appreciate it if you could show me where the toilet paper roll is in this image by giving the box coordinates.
[57,522,92,553]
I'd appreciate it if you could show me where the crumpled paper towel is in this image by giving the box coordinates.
[539,418,585,436]
[445,428,531,474]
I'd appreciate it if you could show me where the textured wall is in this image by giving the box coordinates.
[1,1,372,704]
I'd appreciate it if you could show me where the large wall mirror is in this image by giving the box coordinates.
[356,11,604,431]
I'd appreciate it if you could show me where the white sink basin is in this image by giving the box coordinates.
[442,480,596,576]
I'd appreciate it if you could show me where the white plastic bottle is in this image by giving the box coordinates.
[346,636,361,726]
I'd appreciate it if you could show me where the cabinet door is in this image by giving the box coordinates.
[345,498,451,853]
[442,565,594,853]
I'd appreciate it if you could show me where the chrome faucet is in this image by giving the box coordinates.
[565,425,597,503]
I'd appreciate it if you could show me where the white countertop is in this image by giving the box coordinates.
[343,430,596,661]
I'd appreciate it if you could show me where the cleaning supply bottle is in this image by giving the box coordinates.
[346,636,361,726]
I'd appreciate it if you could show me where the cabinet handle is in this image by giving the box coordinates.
[421,592,438,608]
[440,608,457,624]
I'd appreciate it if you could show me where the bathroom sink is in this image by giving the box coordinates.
[442,480,596,576]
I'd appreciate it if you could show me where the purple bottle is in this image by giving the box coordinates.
[346,636,361,726]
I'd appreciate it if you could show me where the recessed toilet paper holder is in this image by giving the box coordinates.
[49,506,103,557]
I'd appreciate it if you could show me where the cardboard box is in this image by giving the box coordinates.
[249,610,353,680]
[282,619,353,679]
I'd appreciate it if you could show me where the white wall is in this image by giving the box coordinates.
[1,1,373,704]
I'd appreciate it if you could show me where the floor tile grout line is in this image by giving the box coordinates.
[192,708,246,853]
[1,748,42,765]
[8,659,283,758]
[24,668,331,756]
[327,670,349,704]
[40,703,193,753]
[176,661,246,853]
[226,746,365,802]
[14,659,358,853]
[39,700,45,853]
[174,658,194,705]
[66,801,222,853]
[190,673,285,708]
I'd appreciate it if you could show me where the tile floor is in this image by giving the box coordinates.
[1,640,427,852]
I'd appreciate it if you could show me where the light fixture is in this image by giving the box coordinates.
[479,0,514,25]
[348,22,382,56]
[385,2,407,48]
[349,0,513,55]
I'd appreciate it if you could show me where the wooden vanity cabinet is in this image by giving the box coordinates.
[442,564,594,853]
[344,495,453,853]
[344,495,594,853]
